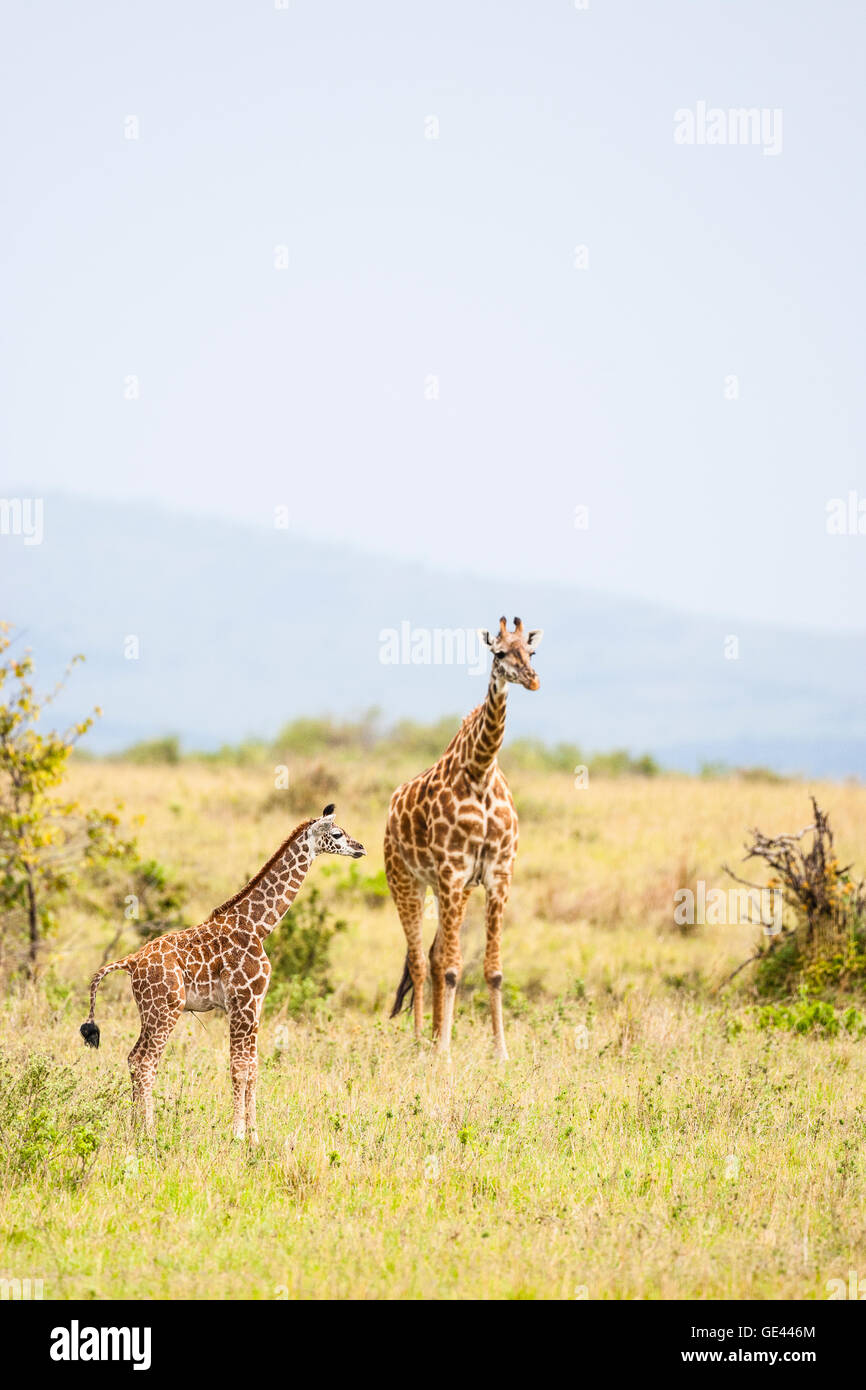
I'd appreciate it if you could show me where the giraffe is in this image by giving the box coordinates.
[385,616,542,1060]
[79,806,365,1142]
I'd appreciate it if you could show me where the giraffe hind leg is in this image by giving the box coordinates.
[385,836,427,1041]
[128,965,184,1136]
[484,886,509,1062]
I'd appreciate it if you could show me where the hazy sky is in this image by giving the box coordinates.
[3,0,865,631]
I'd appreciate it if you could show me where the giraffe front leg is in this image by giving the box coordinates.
[127,1033,148,1133]
[484,884,510,1062]
[229,1013,258,1142]
[433,879,470,1055]
[245,1056,259,1145]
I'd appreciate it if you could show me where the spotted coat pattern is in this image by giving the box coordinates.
[81,807,365,1140]
[385,617,542,1059]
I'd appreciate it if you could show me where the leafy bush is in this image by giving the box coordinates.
[117,736,182,765]
[386,717,464,764]
[756,998,866,1039]
[501,739,583,774]
[265,887,347,1017]
[260,763,341,817]
[272,710,381,755]
[90,708,665,779]
[592,749,660,777]
[325,862,389,909]
[0,1053,123,1183]
[199,739,269,767]
[0,628,139,981]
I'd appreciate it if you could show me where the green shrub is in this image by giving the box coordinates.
[260,763,341,817]
[272,710,381,756]
[756,998,866,1039]
[265,887,347,1017]
[117,736,182,765]
[0,1053,123,1183]
[325,862,389,909]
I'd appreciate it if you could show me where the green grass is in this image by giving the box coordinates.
[2,764,866,1298]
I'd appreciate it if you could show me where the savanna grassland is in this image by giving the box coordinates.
[2,749,866,1301]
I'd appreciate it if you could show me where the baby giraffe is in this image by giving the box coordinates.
[80,806,365,1142]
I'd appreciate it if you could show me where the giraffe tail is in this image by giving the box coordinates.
[79,956,133,1048]
[389,954,414,1018]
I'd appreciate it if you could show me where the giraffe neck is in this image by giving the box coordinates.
[455,668,508,781]
[211,827,315,940]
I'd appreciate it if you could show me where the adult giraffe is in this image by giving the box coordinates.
[386,617,542,1060]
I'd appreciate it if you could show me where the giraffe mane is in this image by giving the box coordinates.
[209,819,316,916]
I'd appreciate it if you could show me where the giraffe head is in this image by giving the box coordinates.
[479,616,543,690]
[309,805,367,858]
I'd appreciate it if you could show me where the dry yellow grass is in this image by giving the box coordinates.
[2,761,865,1299]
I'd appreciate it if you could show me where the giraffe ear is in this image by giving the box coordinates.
[322,804,336,820]
[527,629,544,647]
[479,629,495,649]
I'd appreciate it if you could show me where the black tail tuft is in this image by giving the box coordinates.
[390,954,415,1019]
[80,1021,100,1049]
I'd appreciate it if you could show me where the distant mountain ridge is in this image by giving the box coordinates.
[2,493,864,777]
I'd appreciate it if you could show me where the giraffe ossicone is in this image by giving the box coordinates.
[385,615,543,1060]
[80,806,366,1142]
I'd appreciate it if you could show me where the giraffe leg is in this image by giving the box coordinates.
[433,878,471,1055]
[127,1029,147,1127]
[128,965,184,1136]
[244,1058,259,1145]
[484,881,510,1062]
[385,835,427,1041]
[429,924,447,1045]
[229,1010,259,1142]
[244,984,268,1145]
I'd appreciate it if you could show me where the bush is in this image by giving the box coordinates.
[117,736,182,765]
[265,887,347,1017]
[325,862,389,909]
[0,1052,124,1183]
[386,717,464,764]
[260,763,341,817]
[272,710,381,756]
[756,998,866,1039]
[501,739,583,774]
[591,749,660,777]
[728,798,866,998]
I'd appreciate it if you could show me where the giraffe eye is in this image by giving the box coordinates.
[332,829,343,838]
